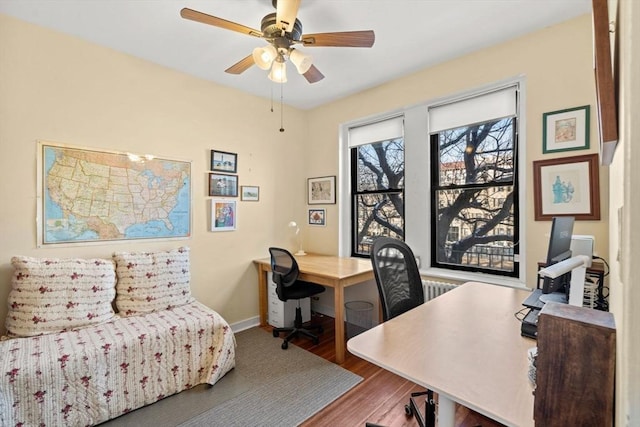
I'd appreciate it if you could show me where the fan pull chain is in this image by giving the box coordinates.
[279,82,285,132]
[270,84,274,112]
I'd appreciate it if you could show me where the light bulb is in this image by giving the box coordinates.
[289,49,313,74]
[252,45,277,70]
[268,61,287,83]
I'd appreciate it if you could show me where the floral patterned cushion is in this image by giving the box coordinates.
[0,301,236,426]
[113,247,195,317]
[5,256,117,337]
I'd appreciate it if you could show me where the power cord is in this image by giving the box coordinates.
[514,306,530,322]
[592,255,610,311]
[593,255,610,277]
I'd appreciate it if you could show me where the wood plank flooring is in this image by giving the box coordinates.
[260,313,506,427]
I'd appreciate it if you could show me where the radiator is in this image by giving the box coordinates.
[422,280,458,302]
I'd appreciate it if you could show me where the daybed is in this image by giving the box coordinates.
[0,247,236,426]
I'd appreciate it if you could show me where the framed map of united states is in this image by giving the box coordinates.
[37,141,192,246]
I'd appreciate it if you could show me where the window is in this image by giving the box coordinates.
[446,226,460,242]
[339,79,524,286]
[348,117,404,256]
[429,86,519,277]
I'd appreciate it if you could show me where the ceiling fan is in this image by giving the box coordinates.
[180,0,375,84]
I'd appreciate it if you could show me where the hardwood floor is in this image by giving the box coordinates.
[260,313,505,427]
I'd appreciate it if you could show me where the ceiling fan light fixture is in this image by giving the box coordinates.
[252,44,278,70]
[268,60,287,83]
[181,4,374,86]
[289,48,313,74]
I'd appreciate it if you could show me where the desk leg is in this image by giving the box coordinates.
[436,395,455,427]
[334,282,345,364]
[258,266,268,327]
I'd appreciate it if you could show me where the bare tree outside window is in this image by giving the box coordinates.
[352,139,404,256]
[431,117,518,276]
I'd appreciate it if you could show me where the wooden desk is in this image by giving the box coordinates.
[253,253,374,364]
[347,282,535,427]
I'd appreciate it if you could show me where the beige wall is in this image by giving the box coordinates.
[0,14,309,331]
[2,7,636,426]
[0,12,610,326]
[306,13,609,288]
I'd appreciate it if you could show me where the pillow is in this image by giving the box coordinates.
[5,256,117,337]
[113,247,194,317]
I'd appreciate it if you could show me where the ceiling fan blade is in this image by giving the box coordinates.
[180,8,262,38]
[276,0,301,32]
[303,65,324,83]
[302,30,375,48]
[225,54,255,74]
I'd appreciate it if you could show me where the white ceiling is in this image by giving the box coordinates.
[0,0,592,110]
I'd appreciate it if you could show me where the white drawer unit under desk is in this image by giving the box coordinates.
[267,272,311,328]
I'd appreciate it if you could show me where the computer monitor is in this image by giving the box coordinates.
[539,216,575,304]
[545,216,575,265]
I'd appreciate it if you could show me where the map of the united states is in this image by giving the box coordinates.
[43,144,191,244]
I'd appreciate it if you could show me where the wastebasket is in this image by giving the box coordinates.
[344,300,373,338]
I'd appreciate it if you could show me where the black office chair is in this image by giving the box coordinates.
[269,247,325,350]
[370,237,435,427]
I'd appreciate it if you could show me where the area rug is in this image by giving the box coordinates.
[102,327,362,427]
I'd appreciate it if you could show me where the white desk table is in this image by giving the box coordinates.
[347,281,535,427]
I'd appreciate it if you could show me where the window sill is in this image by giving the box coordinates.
[421,267,529,290]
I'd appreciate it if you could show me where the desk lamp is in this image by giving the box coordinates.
[288,221,306,256]
[537,255,590,306]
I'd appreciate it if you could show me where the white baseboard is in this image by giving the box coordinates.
[311,302,335,318]
[230,316,260,333]
[230,302,376,334]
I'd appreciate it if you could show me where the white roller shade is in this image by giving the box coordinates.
[348,116,404,148]
[429,86,517,133]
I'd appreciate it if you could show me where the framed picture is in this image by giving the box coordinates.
[542,105,590,153]
[210,150,237,173]
[533,153,600,221]
[37,141,191,246]
[241,185,259,201]
[308,208,326,226]
[308,176,336,205]
[210,199,236,231]
[209,173,238,197]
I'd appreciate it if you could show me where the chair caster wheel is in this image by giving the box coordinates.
[281,341,288,350]
[404,404,412,416]
[272,330,279,338]
[313,337,319,345]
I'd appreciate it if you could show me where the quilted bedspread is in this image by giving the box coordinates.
[0,301,236,426]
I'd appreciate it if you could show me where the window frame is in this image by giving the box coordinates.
[349,141,405,257]
[429,117,520,278]
[338,77,527,289]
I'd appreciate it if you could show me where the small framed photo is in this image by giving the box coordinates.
[308,208,326,226]
[209,173,238,197]
[533,153,600,221]
[211,150,237,173]
[308,176,336,205]
[542,105,590,153]
[241,185,260,201]
[210,199,237,231]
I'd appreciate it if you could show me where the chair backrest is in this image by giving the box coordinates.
[370,237,424,321]
[268,247,300,301]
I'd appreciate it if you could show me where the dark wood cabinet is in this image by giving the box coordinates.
[534,302,615,427]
